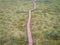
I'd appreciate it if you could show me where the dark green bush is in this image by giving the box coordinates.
[45,30,60,40]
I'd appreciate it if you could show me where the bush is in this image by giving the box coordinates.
[45,30,60,40]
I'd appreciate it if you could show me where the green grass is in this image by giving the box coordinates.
[0,0,60,45]
[0,13,28,45]
[31,0,60,45]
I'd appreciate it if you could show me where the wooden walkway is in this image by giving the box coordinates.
[27,0,37,45]
[27,10,33,45]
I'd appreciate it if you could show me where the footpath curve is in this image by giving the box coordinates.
[27,10,33,45]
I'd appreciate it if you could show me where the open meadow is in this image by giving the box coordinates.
[0,0,60,45]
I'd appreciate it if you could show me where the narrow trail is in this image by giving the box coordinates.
[27,0,36,45]
[27,10,33,45]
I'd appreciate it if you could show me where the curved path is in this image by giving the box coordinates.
[27,0,37,45]
[27,10,33,45]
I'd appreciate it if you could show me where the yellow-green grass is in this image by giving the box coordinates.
[31,1,60,45]
[0,12,28,45]
[0,0,31,45]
